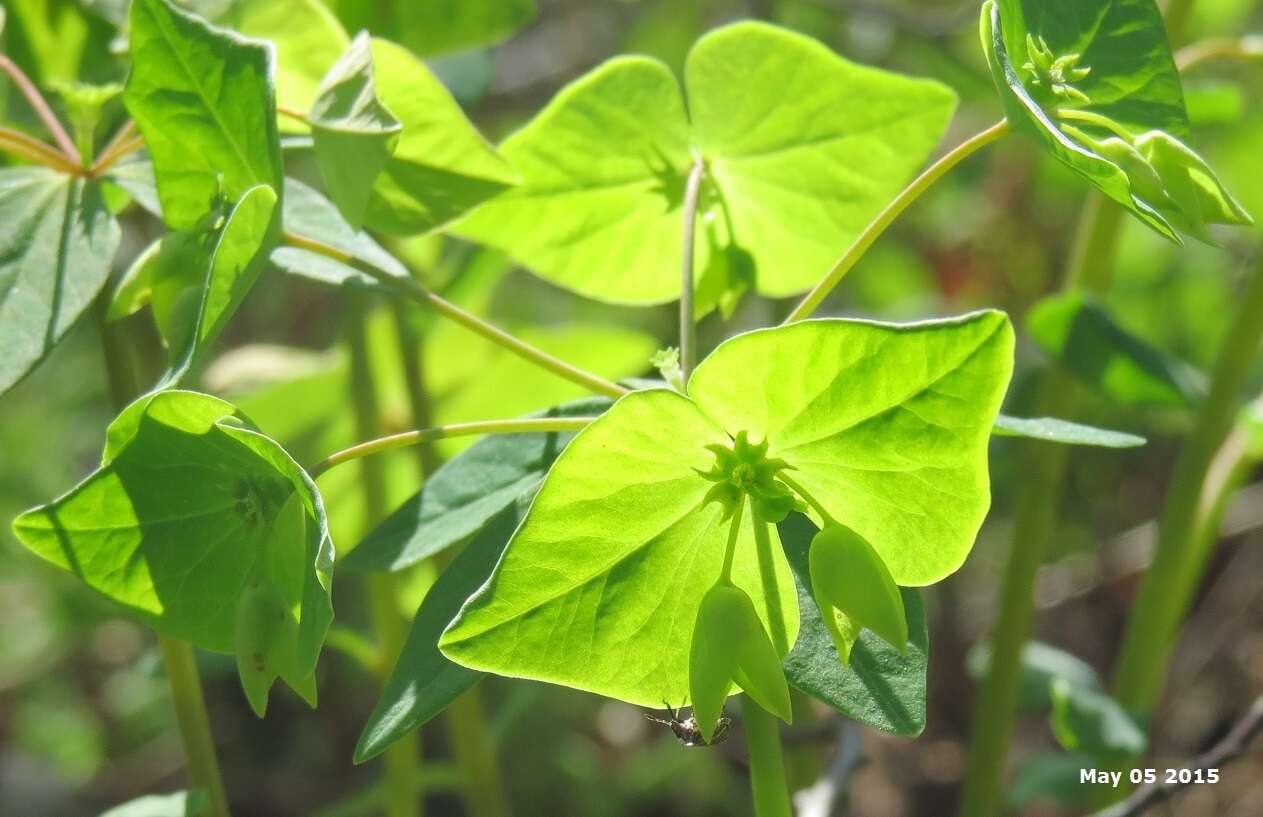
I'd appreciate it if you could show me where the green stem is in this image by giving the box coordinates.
[778,473,839,528]
[959,195,1125,817]
[159,637,233,817]
[346,295,422,817]
[309,418,597,479]
[1176,35,1263,70]
[0,124,81,172]
[718,499,746,584]
[679,156,705,380]
[98,309,231,817]
[284,231,629,400]
[1111,253,1263,716]
[0,53,81,165]
[1055,108,1136,142]
[741,697,794,817]
[391,304,443,477]
[783,119,1010,324]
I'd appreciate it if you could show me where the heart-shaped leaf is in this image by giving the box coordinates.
[12,390,333,715]
[125,0,283,231]
[0,168,120,396]
[457,21,957,304]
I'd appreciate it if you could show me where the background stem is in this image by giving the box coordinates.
[346,294,423,817]
[742,697,794,817]
[679,157,705,380]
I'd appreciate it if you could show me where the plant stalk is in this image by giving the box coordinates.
[0,53,81,165]
[784,119,1009,323]
[0,124,81,172]
[98,310,231,817]
[310,418,596,479]
[1111,252,1263,715]
[742,697,794,817]
[680,157,705,380]
[284,231,628,400]
[345,294,422,817]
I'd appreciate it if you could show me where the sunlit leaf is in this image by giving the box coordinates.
[994,415,1146,448]
[457,21,956,304]
[0,168,120,396]
[229,0,350,116]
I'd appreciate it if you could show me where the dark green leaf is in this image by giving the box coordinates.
[966,640,1102,712]
[779,513,927,737]
[12,390,332,714]
[1050,679,1147,758]
[994,415,1146,448]
[309,31,401,229]
[124,0,283,230]
[1007,752,1095,810]
[0,168,121,396]
[344,398,610,573]
[355,501,525,763]
[1027,292,1199,407]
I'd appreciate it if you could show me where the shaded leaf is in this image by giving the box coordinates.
[994,415,1146,448]
[124,0,283,230]
[1007,752,1095,810]
[966,640,1103,712]
[779,513,927,737]
[1050,679,1147,759]
[0,168,120,396]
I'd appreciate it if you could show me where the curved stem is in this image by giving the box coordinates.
[0,124,81,173]
[277,104,309,125]
[680,157,705,380]
[718,499,746,584]
[1056,108,1136,142]
[310,418,596,478]
[160,636,233,817]
[284,231,629,400]
[742,697,794,817]
[90,121,145,176]
[779,473,839,528]
[783,119,1009,324]
[0,54,81,165]
[1176,35,1263,70]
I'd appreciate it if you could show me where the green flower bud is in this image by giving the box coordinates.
[808,524,907,663]
[1135,131,1253,241]
[235,579,298,717]
[689,583,793,742]
[697,431,802,522]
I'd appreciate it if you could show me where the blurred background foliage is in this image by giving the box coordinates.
[1,1,1261,816]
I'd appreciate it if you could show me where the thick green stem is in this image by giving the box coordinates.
[1111,253,1263,715]
[285,232,628,399]
[784,119,1009,324]
[346,295,422,817]
[98,311,231,817]
[159,637,232,817]
[959,197,1124,817]
[310,418,596,479]
[679,157,705,380]
[718,499,746,584]
[741,697,794,817]
[391,304,442,477]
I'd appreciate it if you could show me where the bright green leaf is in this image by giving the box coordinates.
[394,0,535,57]
[229,0,350,117]
[124,0,283,230]
[994,415,1147,448]
[1027,292,1198,407]
[12,390,333,713]
[458,21,957,304]
[809,524,908,657]
[359,38,517,235]
[355,501,524,763]
[309,32,401,229]
[0,168,120,396]
[345,399,609,573]
[1050,679,1147,759]
[778,513,927,736]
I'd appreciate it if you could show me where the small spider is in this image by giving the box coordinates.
[644,702,732,747]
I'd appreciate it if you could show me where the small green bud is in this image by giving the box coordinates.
[689,583,793,742]
[696,431,800,522]
[234,579,298,717]
[809,524,907,663]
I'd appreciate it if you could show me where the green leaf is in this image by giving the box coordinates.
[966,640,1103,712]
[355,502,523,763]
[229,0,350,116]
[981,0,1249,242]
[309,32,401,229]
[161,184,281,386]
[391,0,535,57]
[12,390,332,714]
[778,513,927,736]
[345,399,609,573]
[1007,752,1095,810]
[359,37,517,235]
[124,0,283,230]
[1027,292,1198,407]
[994,415,1146,448]
[100,790,209,817]
[1050,680,1147,759]
[0,168,121,396]
[457,21,957,305]
[688,311,1014,586]
[440,388,800,708]
[441,313,1013,706]
[271,177,407,288]
[107,239,163,323]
